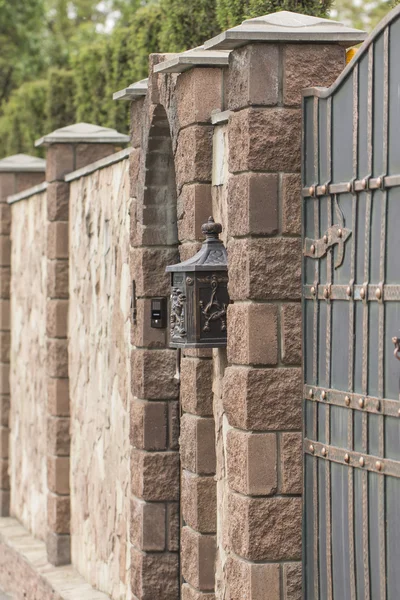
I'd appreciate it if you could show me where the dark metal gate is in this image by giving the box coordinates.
[302,6,400,599]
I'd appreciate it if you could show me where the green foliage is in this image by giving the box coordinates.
[0,80,49,158]
[216,0,332,29]
[332,0,398,31]
[159,0,220,52]
[46,68,76,133]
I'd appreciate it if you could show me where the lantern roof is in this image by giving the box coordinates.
[166,217,228,272]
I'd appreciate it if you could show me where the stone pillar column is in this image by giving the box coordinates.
[203,12,365,600]
[0,154,46,516]
[35,122,129,566]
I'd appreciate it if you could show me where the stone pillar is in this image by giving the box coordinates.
[35,122,129,566]
[0,154,46,516]
[203,11,365,600]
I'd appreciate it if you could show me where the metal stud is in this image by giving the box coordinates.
[375,287,382,300]
[398,408,400,417]
[324,287,330,299]
[345,395,351,406]
[376,400,381,412]
[361,178,367,190]
[323,234,328,244]
[321,185,327,195]
[321,447,327,456]
[309,389,314,399]
[359,457,365,467]
[360,287,366,300]
[321,390,327,400]
[309,444,315,453]
[310,286,316,296]
[310,244,316,254]
[376,461,383,471]
[338,228,343,238]
[376,177,382,188]
[346,286,352,297]
[344,453,350,463]
[346,182,352,192]
[309,186,315,197]
[358,397,365,409]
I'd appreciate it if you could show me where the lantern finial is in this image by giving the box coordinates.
[201,216,222,238]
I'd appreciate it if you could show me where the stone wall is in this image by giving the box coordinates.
[9,190,48,539]
[69,156,131,599]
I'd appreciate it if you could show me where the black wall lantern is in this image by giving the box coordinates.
[166,217,229,349]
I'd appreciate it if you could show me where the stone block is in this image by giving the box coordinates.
[0,426,9,459]
[47,222,68,260]
[180,414,216,475]
[228,492,302,561]
[175,126,213,191]
[280,432,302,495]
[46,144,75,182]
[130,497,166,551]
[228,44,279,110]
[47,417,70,456]
[0,267,10,299]
[0,458,9,488]
[177,184,212,242]
[182,470,216,533]
[47,456,70,494]
[181,527,216,591]
[47,339,68,378]
[225,555,281,600]
[282,173,301,235]
[0,300,10,331]
[228,108,301,174]
[0,331,10,363]
[130,399,168,450]
[167,502,180,551]
[131,298,166,349]
[131,98,145,148]
[223,366,302,431]
[0,236,10,266]
[48,378,69,416]
[228,238,301,301]
[131,247,178,297]
[169,400,180,450]
[47,260,69,299]
[46,299,68,338]
[0,395,10,426]
[227,172,278,237]
[176,68,223,127]
[131,548,179,600]
[0,173,15,201]
[0,489,10,515]
[283,44,345,106]
[0,204,11,235]
[75,143,116,170]
[283,562,302,600]
[47,182,70,222]
[46,532,71,566]
[182,584,215,600]
[227,430,277,496]
[132,349,178,400]
[227,303,278,366]
[179,242,202,263]
[47,493,70,534]
[131,449,179,501]
[180,358,213,417]
[281,303,302,365]
[0,364,10,394]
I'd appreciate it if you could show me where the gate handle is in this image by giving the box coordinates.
[392,337,400,361]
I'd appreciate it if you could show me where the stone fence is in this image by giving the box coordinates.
[0,10,366,600]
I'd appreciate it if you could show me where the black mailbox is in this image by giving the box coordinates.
[166,217,229,349]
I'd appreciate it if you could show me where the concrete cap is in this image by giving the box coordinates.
[113,78,148,101]
[35,122,130,147]
[154,45,230,73]
[204,10,367,50]
[0,153,46,173]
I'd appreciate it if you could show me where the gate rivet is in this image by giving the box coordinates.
[338,228,343,238]
[321,390,327,400]
[375,287,382,300]
[309,444,315,453]
[345,395,351,406]
[360,287,366,299]
[309,389,314,398]
[321,185,327,195]
[344,453,350,463]
[321,447,327,456]
[346,182,352,192]
[358,398,365,409]
[376,461,383,471]
[359,457,365,467]
[323,234,328,244]
[346,286,352,297]
[310,244,316,254]
[309,186,315,197]
[324,287,330,299]
[376,177,382,188]
[311,286,316,296]
[398,408,400,417]
[376,400,381,412]
[361,178,367,190]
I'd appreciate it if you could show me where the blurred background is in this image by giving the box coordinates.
[0,0,396,158]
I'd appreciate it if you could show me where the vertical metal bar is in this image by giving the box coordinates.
[325,96,333,600]
[377,27,389,600]
[313,95,320,600]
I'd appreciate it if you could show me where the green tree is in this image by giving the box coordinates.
[332,0,399,31]
[158,0,220,52]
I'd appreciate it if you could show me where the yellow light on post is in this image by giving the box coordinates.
[346,48,358,64]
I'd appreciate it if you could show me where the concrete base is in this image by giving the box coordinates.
[0,518,110,600]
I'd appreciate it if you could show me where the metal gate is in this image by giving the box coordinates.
[302,6,400,599]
